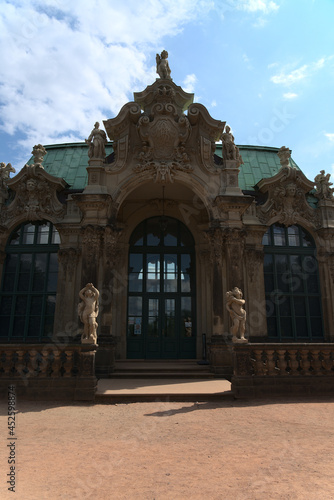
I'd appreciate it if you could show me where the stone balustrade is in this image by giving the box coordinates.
[0,344,97,400]
[232,343,334,397]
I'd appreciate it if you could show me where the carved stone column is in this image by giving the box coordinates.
[245,245,267,338]
[81,225,103,286]
[224,228,246,290]
[205,224,224,336]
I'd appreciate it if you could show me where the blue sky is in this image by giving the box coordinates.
[0,0,333,183]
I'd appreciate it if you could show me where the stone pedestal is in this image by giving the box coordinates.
[208,335,233,378]
[95,334,117,377]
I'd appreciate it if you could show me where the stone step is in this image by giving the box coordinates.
[109,371,215,379]
[95,392,234,403]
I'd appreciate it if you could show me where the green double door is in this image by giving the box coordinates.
[127,217,196,359]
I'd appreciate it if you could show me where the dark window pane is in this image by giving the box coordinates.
[9,230,20,245]
[0,296,12,315]
[129,254,143,273]
[5,254,19,272]
[276,273,290,293]
[130,222,144,246]
[265,298,276,318]
[308,297,321,316]
[12,316,25,337]
[306,275,319,293]
[262,230,271,246]
[0,317,10,336]
[47,273,58,292]
[311,317,323,337]
[295,317,308,337]
[267,317,277,337]
[287,226,300,246]
[37,224,50,244]
[22,223,36,244]
[275,255,288,273]
[28,316,41,336]
[128,296,142,316]
[263,254,273,273]
[52,227,61,244]
[163,219,178,246]
[129,273,143,292]
[264,274,274,291]
[273,226,286,246]
[146,220,160,246]
[46,295,56,315]
[17,273,30,292]
[49,253,58,273]
[33,254,47,291]
[280,317,293,337]
[302,255,318,275]
[180,227,194,247]
[302,230,314,247]
[279,298,291,317]
[294,296,306,316]
[20,253,32,272]
[147,254,160,292]
[3,273,15,292]
[31,296,43,315]
[43,317,54,337]
[15,296,28,315]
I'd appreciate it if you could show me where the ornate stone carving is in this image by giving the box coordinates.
[277,146,291,168]
[205,225,224,266]
[82,225,103,262]
[1,164,67,226]
[58,248,81,281]
[245,248,264,283]
[103,225,123,265]
[256,165,316,227]
[314,170,334,200]
[221,125,243,167]
[0,162,15,206]
[156,50,171,80]
[134,102,192,183]
[78,283,99,344]
[85,122,108,160]
[226,287,247,343]
[32,144,47,166]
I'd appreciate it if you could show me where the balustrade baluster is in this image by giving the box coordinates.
[16,350,26,378]
[321,351,333,375]
[266,350,277,376]
[300,349,311,376]
[28,349,38,377]
[310,349,322,375]
[288,349,299,375]
[277,349,287,375]
[51,350,61,377]
[251,350,264,375]
[64,350,73,377]
[3,350,13,376]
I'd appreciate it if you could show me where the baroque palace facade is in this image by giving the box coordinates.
[1,60,334,397]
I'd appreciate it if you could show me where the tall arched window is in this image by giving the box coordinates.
[263,224,323,341]
[0,222,60,342]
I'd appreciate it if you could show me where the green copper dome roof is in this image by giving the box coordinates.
[30,142,300,191]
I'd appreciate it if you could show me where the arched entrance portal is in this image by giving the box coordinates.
[127,217,196,359]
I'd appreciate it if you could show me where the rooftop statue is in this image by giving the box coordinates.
[32,144,47,166]
[277,146,291,169]
[156,50,171,80]
[0,162,16,206]
[221,125,243,166]
[85,122,108,159]
[314,170,334,200]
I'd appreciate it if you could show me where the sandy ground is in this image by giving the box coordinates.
[1,397,334,500]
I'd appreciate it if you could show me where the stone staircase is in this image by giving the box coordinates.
[95,360,233,403]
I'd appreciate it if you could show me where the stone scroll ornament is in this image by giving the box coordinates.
[156,50,171,79]
[226,287,248,343]
[78,283,100,344]
[85,122,108,159]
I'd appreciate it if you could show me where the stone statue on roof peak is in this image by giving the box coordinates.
[156,50,171,80]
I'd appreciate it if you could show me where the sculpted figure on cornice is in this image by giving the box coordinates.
[156,50,171,80]
[221,125,243,167]
[277,146,291,168]
[314,170,334,200]
[1,165,66,225]
[256,163,317,227]
[0,162,15,207]
[85,122,108,159]
[32,144,47,166]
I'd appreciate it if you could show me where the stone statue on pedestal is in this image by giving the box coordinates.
[314,170,334,200]
[85,122,108,159]
[226,287,247,343]
[78,283,99,344]
[221,125,243,166]
[156,50,171,79]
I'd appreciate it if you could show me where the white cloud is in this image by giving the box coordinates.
[283,92,298,100]
[183,74,197,93]
[210,100,217,108]
[236,0,279,13]
[270,57,330,86]
[325,133,334,143]
[0,0,213,158]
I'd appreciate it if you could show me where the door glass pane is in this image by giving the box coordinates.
[147,254,160,292]
[164,299,175,337]
[181,297,192,337]
[164,255,177,292]
[129,254,143,292]
[148,299,159,337]
[181,254,192,292]
[163,219,178,246]
[146,220,160,246]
